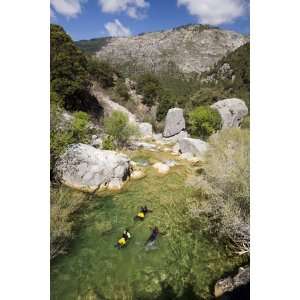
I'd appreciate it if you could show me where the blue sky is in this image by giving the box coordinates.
[51,0,250,41]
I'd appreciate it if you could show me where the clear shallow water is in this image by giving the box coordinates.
[51,151,245,300]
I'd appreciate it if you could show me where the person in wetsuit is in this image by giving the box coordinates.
[115,228,131,249]
[145,226,159,244]
[134,206,153,221]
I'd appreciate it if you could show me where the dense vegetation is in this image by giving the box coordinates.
[50,24,101,115]
[188,128,250,255]
[188,106,222,139]
[51,186,88,259]
[103,111,139,148]
[86,56,116,88]
[202,42,250,108]
[50,91,93,172]
[75,37,112,54]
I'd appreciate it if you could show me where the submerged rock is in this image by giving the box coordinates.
[55,143,131,192]
[163,160,176,167]
[152,162,170,174]
[131,170,146,180]
[211,98,248,128]
[129,140,157,150]
[163,108,185,138]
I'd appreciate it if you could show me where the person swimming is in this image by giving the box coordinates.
[145,226,159,245]
[115,228,131,249]
[134,206,153,221]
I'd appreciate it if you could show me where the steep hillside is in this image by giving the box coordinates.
[87,24,248,75]
[75,37,112,54]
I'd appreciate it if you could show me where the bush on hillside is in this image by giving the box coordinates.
[156,91,176,121]
[114,79,130,101]
[188,106,222,139]
[188,128,250,255]
[50,24,90,108]
[104,111,139,147]
[87,56,115,88]
[136,73,161,106]
[50,95,92,171]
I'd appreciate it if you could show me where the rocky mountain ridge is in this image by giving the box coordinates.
[88,24,249,75]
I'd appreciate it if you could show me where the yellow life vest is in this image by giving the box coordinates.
[138,212,145,218]
[118,237,126,246]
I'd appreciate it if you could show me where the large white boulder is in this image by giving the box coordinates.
[211,98,248,128]
[55,144,131,192]
[163,108,185,138]
[138,122,153,138]
[179,138,208,159]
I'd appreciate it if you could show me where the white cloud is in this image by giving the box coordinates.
[50,8,56,20]
[177,0,246,25]
[98,0,149,19]
[50,0,87,18]
[105,19,131,37]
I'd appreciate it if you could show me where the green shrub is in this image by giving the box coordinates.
[136,73,161,106]
[50,96,91,171]
[102,135,116,150]
[189,86,228,108]
[115,79,130,101]
[71,111,91,142]
[104,111,139,147]
[51,186,87,259]
[188,106,222,139]
[241,115,250,129]
[156,91,176,121]
[87,56,115,88]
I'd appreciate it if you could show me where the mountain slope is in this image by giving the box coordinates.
[81,24,249,75]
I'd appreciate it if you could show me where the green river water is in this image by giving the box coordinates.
[51,150,245,300]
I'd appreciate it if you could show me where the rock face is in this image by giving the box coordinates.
[55,144,131,192]
[211,98,248,128]
[91,135,102,148]
[138,122,153,138]
[163,108,185,138]
[214,266,250,298]
[93,25,249,75]
[179,138,208,159]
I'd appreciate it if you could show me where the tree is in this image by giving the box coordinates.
[156,91,176,121]
[136,73,161,106]
[188,106,222,139]
[87,56,115,88]
[104,111,138,147]
[50,24,91,110]
[115,79,130,101]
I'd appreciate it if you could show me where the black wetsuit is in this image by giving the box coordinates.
[148,228,159,242]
